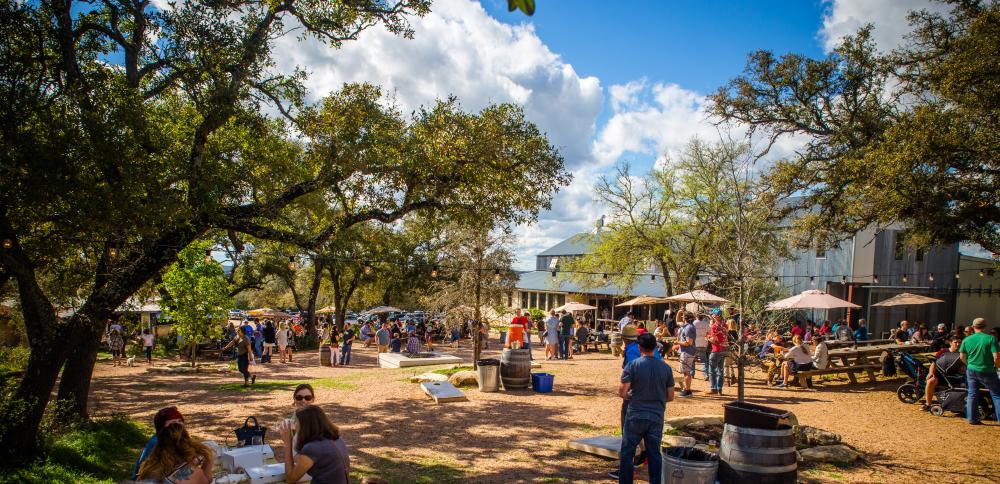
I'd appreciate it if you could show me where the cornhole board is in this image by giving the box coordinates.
[531,361,541,369]
[567,435,620,459]
[420,381,467,403]
[379,352,463,368]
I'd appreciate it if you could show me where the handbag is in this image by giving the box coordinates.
[234,416,267,446]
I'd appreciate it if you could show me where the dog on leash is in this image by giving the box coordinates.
[126,356,136,367]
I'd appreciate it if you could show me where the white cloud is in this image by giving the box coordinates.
[592,82,720,168]
[820,0,950,52]
[274,0,602,169]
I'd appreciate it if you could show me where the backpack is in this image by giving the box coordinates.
[880,351,897,377]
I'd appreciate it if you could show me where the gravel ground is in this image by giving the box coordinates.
[90,337,1000,483]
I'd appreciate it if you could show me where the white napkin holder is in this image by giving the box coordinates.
[245,463,311,484]
[221,445,272,472]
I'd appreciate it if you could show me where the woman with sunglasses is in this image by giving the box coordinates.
[288,384,315,451]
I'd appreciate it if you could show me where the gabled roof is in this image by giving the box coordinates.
[515,271,667,298]
[537,233,598,257]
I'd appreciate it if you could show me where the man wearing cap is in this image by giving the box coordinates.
[131,406,184,480]
[959,317,1000,424]
[617,333,675,484]
[930,323,950,352]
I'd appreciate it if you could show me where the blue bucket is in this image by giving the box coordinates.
[531,372,554,393]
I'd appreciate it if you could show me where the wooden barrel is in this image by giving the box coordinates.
[719,424,797,484]
[318,344,332,367]
[500,348,531,389]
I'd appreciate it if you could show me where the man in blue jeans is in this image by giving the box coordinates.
[959,317,1000,424]
[340,322,356,365]
[617,333,675,484]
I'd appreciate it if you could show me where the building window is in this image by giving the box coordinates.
[894,233,905,261]
[557,294,566,307]
[529,292,537,309]
[520,292,527,308]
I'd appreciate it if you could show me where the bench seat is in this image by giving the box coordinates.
[791,364,880,388]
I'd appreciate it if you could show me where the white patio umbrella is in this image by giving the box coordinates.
[553,301,597,312]
[766,290,861,310]
[315,306,337,314]
[368,306,403,315]
[616,295,668,321]
[665,290,729,304]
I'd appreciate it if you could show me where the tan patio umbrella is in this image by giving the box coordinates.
[616,295,668,321]
[246,307,291,319]
[315,306,337,314]
[766,290,861,310]
[871,293,945,307]
[665,290,728,304]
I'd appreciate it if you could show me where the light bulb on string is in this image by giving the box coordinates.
[551,270,557,278]
[287,256,297,271]
[809,276,815,286]
[431,265,439,278]
[980,270,986,278]
[494,269,501,282]
[873,275,879,284]
[108,247,118,259]
[602,273,608,281]
[1,239,11,249]
[774,277,780,287]
[650,274,656,284]
[955,271,960,279]
[204,249,213,264]
[364,263,373,275]
[840,276,846,285]
[902,274,908,284]
[928,273,935,282]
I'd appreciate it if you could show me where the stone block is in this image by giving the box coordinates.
[408,372,448,383]
[448,370,478,387]
[799,444,860,465]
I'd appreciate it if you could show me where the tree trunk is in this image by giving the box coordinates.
[55,320,104,419]
[304,261,323,339]
[473,274,482,369]
[1,266,70,465]
[190,340,198,367]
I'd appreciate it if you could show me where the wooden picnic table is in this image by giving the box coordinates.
[827,343,929,367]
[822,338,895,349]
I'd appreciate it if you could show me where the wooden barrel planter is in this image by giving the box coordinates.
[500,348,531,389]
[318,344,332,367]
[719,424,797,484]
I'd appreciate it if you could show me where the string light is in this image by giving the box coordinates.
[287,256,297,271]
[650,274,656,283]
[980,270,986,278]
[364,263,373,275]
[1,239,11,249]
[602,273,608,280]
[840,276,846,285]
[955,272,961,280]
[494,269,501,282]
[551,270,557,278]
[928,273,935,282]
[107,247,118,259]
[774,276,780,287]
[873,275,879,284]
[902,274,908,283]
[204,249,213,264]
[809,276,815,286]
[431,265,438,278]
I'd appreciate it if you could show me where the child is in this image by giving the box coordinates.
[141,328,154,365]
[328,325,341,367]
[450,326,461,348]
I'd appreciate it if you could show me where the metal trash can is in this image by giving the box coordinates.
[477,358,500,392]
[662,446,718,484]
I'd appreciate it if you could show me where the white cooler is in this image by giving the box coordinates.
[245,463,311,484]
[221,445,273,472]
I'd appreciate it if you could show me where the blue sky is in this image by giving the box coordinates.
[481,0,827,94]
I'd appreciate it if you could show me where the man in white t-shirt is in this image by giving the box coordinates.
[692,313,711,380]
[140,328,154,364]
[619,311,635,331]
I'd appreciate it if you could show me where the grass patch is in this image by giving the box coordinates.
[0,346,29,380]
[352,454,466,484]
[803,463,846,480]
[216,377,357,393]
[577,423,620,436]
[0,414,150,484]
[430,365,473,377]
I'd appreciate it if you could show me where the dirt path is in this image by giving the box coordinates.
[90,338,1000,483]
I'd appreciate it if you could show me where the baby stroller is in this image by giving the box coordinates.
[895,351,929,403]
[927,360,996,421]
